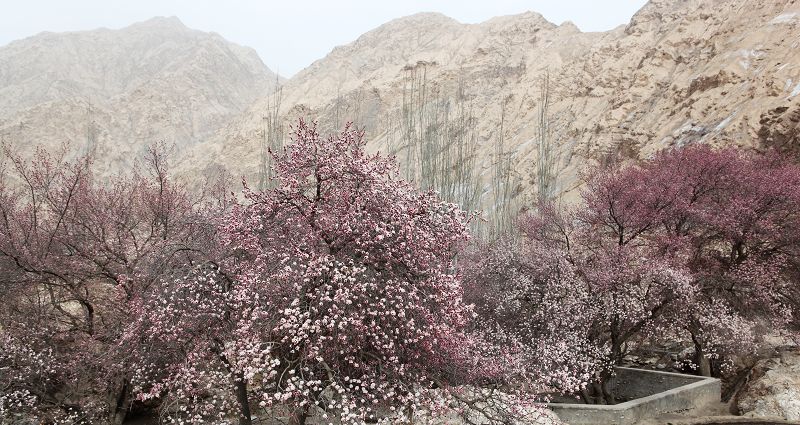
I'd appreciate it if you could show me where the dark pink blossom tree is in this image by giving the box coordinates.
[493,144,799,404]
[0,145,222,424]
[468,202,702,404]
[637,146,800,373]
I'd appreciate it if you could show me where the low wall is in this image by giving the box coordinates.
[547,367,721,425]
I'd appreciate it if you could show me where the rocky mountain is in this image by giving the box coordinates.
[0,16,279,173]
[3,1,800,210]
[183,0,800,209]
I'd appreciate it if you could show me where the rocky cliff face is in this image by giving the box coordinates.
[736,350,800,421]
[0,16,278,173]
[184,0,800,206]
[3,1,800,206]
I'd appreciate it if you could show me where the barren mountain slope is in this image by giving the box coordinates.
[0,17,278,173]
[185,11,607,191]
[186,0,800,205]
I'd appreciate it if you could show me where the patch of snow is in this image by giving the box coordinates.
[786,79,794,91]
[743,48,766,58]
[736,49,764,71]
[716,112,736,131]
[791,82,800,98]
[769,13,798,25]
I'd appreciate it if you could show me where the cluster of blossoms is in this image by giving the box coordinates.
[3,123,799,422]
[125,121,554,425]
[0,333,55,420]
[0,145,226,424]
[464,145,800,404]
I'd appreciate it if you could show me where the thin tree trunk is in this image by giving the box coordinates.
[216,346,252,425]
[288,404,309,425]
[601,378,616,405]
[690,329,713,377]
[600,340,622,404]
[591,381,605,404]
[111,378,131,425]
[579,387,593,404]
[234,374,252,425]
[693,340,712,377]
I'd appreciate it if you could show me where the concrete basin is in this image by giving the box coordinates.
[547,367,721,425]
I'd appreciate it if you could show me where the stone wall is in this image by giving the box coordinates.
[547,368,720,425]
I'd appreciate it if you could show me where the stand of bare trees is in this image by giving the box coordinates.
[258,76,284,191]
[393,65,482,216]
[535,72,555,203]
[533,69,574,205]
[489,95,519,238]
[384,64,532,237]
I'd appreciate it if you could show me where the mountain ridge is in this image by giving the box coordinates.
[186,0,799,204]
[2,1,799,207]
[0,15,279,173]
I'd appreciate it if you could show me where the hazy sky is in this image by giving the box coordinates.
[0,0,649,77]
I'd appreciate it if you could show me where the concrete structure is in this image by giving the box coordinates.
[670,417,800,424]
[547,367,721,425]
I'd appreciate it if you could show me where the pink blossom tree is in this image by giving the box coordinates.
[130,121,544,425]
[564,145,799,378]
[579,146,799,374]
[636,146,800,374]
[460,234,601,401]
[492,144,799,405]
[468,201,702,404]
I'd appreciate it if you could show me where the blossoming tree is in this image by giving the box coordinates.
[0,145,221,424]
[130,121,546,425]
[480,144,799,405]
[466,202,700,404]
[628,146,800,374]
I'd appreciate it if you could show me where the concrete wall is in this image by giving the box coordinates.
[547,368,721,425]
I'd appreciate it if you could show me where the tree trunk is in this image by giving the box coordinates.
[601,341,623,404]
[288,404,309,425]
[692,336,712,377]
[695,347,712,377]
[601,378,616,405]
[216,347,252,425]
[111,378,131,425]
[591,381,605,404]
[234,375,252,425]
[579,386,593,404]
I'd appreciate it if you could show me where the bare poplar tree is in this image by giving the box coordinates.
[84,107,98,156]
[258,75,283,191]
[536,71,556,203]
[534,69,576,205]
[489,95,519,238]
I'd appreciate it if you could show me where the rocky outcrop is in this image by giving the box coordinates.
[179,0,800,206]
[758,97,800,157]
[736,350,800,421]
[0,16,279,175]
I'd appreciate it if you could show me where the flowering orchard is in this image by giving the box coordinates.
[0,145,226,424]
[2,126,799,423]
[465,145,800,404]
[464,205,703,404]
[581,145,800,374]
[124,121,573,425]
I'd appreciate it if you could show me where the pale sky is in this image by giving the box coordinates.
[0,0,649,77]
